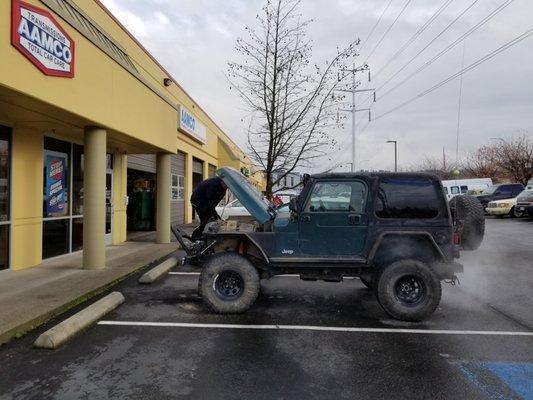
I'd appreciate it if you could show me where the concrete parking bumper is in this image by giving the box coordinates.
[34,292,125,349]
[138,256,180,284]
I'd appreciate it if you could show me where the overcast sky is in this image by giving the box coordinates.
[101,0,533,172]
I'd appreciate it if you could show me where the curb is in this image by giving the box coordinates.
[34,292,125,349]
[138,256,180,284]
[0,250,178,346]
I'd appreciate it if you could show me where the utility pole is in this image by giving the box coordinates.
[336,64,375,172]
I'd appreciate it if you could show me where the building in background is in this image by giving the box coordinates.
[271,170,303,193]
[0,0,263,270]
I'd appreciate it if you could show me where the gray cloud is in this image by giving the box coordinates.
[101,0,533,172]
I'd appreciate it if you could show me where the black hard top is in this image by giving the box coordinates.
[310,171,440,181]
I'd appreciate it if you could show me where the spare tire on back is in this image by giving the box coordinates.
[449,195,485,250]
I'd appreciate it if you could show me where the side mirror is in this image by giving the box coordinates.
[289,197,299,214]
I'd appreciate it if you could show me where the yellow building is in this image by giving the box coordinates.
[0,0,264,271]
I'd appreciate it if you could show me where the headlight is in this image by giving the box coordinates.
[499,203,510,208]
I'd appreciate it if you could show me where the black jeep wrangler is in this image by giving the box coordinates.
[174,167,484,322]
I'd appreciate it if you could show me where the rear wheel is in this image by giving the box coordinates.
[199,253,260,314]
[376,259,441,322]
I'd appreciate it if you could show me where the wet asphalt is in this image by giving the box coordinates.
[1,217,532,400]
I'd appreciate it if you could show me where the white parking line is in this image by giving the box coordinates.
[168,272,356,279]
[97,320,533,336]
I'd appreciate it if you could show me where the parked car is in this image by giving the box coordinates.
[515,189,533,216]
[485,197,521,218]
[441,178,492,200]
[174,167,485,322]
[216,198,252,221]
[526,179,533,190]
[475,183,524,208]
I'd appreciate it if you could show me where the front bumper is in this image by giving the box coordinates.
[486,207,512,215]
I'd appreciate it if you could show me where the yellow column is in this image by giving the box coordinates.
[184,153,193,224]
[112,152,127,245]
[83,127,106,269]
[11,127,43,270]
[156,153,171,243]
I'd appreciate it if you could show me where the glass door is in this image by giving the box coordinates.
[105,154,113,245]
[0,126,11,270]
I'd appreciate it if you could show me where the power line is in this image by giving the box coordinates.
[373,27,533,120]
[363,0,414,64]
[359,0,394,53]
[373,0,454,81]
[375,0,481,93]
[379,0,515,99]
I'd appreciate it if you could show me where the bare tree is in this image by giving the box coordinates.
[410,156,454,179]
[491,134,533,185]
[228,0,359,197]
[462,146,500,180]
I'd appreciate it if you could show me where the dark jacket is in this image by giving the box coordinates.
[190,176,227,212]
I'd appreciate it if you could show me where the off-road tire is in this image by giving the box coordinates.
[376,259,442,322]
[449,195,485,250]
[199,253,260,314]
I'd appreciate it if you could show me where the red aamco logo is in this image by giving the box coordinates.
[49,159,63,180]
[11,0,75,78]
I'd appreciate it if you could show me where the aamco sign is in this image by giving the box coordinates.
[179,106,207,143]
[11,0,75,78]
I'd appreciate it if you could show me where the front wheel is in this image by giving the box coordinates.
[511,206,523,218]
[376,259,441,322]
[199,253,260,314]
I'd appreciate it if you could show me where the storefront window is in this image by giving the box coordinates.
[72,144,84,216]
[72,218,83,252]
[42,219,69,259]
[43,137,70,218]
[0,127,11,270]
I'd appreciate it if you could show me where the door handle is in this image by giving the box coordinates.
[301,215,311,222]
[348,214,361,225]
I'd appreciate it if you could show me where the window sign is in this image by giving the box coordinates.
[45,151,68,216]
[11,0,75,78]
[178,106,206,143]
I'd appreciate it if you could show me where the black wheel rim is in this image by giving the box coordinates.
[394,275,426,305]
[214,271,244,300]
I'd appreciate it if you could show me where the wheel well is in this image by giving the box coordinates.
[211,235,268,266]
[371,234,444,267]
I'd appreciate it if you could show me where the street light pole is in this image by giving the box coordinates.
[387,140,397,172]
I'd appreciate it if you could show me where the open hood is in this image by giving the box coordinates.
[216,167,275,224]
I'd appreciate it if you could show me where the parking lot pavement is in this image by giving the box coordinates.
[1,218,532,400]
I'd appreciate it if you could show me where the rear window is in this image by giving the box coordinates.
[375,177,441,219]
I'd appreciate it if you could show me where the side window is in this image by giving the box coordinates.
[451,186,460,194]
[443,187,448,194]
[306,181,366,213]
[375,177,440,219]
[460,185,468,193]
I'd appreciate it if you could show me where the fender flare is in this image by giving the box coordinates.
[367,231,446,263]
[211,232,270,263]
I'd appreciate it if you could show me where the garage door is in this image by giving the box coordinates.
[208,164,217,178]
[127,154,156,173]
[171,152,186,225]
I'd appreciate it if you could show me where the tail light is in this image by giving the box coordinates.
[453,232,461,245]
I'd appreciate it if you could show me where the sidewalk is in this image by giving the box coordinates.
[0,241,178,345]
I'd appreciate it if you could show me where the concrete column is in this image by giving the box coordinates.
[83,127,107,269]
[156,153,171,244]
[184,153,193,224]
